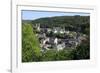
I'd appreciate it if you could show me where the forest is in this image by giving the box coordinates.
[22,15,90,62]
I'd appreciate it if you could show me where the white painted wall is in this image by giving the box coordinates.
[0,0,99,73]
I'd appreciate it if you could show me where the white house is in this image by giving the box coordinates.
[54,38,58,45]
[36,23,40,31]
[57,43,65,51]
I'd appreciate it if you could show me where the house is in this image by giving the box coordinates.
[59,28,65,34]
[54,38,58,45]
[47,28,52,33]
[56,43,65,51]
[65,31,70,34]
[53,27,66,34]
[36,23,41,31]
[53,27,60,33]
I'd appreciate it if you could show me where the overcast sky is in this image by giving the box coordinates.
[22,10,90,20]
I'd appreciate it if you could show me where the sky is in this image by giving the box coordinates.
[22,10,90,20]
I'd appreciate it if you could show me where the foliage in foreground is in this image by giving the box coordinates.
[22,23,41,62]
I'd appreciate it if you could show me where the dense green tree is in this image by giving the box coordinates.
[40,49,74,61]
[41,50,57,61]
[22,23,41,62]
[71,38,90,60]
[55,49,74,60]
